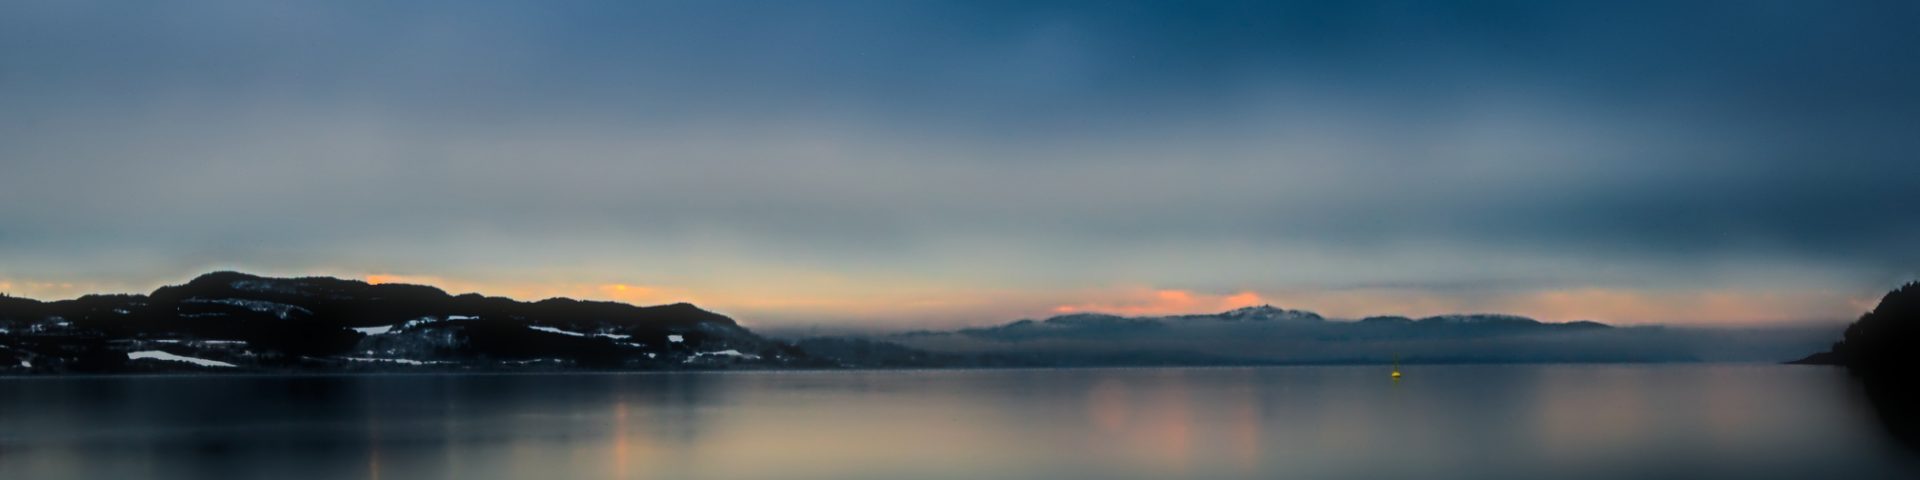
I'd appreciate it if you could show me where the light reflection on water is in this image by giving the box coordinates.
[0,365,1915,480]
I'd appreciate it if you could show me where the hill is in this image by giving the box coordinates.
[0,272,811,373]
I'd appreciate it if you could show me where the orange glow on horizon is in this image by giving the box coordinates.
[345,274,1879,326]
[1052,288,1267,316]
[599,283,658,298]
[360,273,686,307]
[0,271,1864,328]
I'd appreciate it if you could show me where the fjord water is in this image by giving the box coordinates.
[1,366,1914,480]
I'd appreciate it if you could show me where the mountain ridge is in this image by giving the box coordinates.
[932,304,1611,342]
[837,302,1824,367]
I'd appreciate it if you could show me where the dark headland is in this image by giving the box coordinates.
[1791,282,1920,372]
[1790,282,1920,448]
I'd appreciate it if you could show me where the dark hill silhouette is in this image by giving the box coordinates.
[0,271,809,373]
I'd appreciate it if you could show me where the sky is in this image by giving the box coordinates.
[2,1,1917,329]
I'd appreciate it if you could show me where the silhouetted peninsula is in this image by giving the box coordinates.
[1791,282,1920,372]
[1790,283,1920,449]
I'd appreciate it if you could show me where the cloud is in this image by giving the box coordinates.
[1052,288,1267,317]
[0,2,1915,328]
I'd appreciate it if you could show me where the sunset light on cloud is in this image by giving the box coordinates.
[1052,289,1266,317]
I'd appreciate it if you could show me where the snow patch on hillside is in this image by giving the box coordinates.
[340,356,449,366]
[128,350,237,368]
[684,350,760,363]
[353,325,395,335]
[185,298,313,319]
[528,325,633,339]
[398,315,481,330]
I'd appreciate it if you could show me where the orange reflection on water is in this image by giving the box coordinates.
[613,401,630,477]
[1229,389,1263,472]
[1088,378,1132,433]
[365,412,383,480]
[1150,383,1195,470]
[1526,367,1652,462]
[1079,373,1237,474]
[607,397,668,479]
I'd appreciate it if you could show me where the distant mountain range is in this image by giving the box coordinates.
[801,304,1834,368]
[945,306,1609,342]
[0,272,1843,374]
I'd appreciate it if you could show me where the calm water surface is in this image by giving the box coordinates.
[1,365,1914,480]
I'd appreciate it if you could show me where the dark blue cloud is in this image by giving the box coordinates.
[0,1,1916,317]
